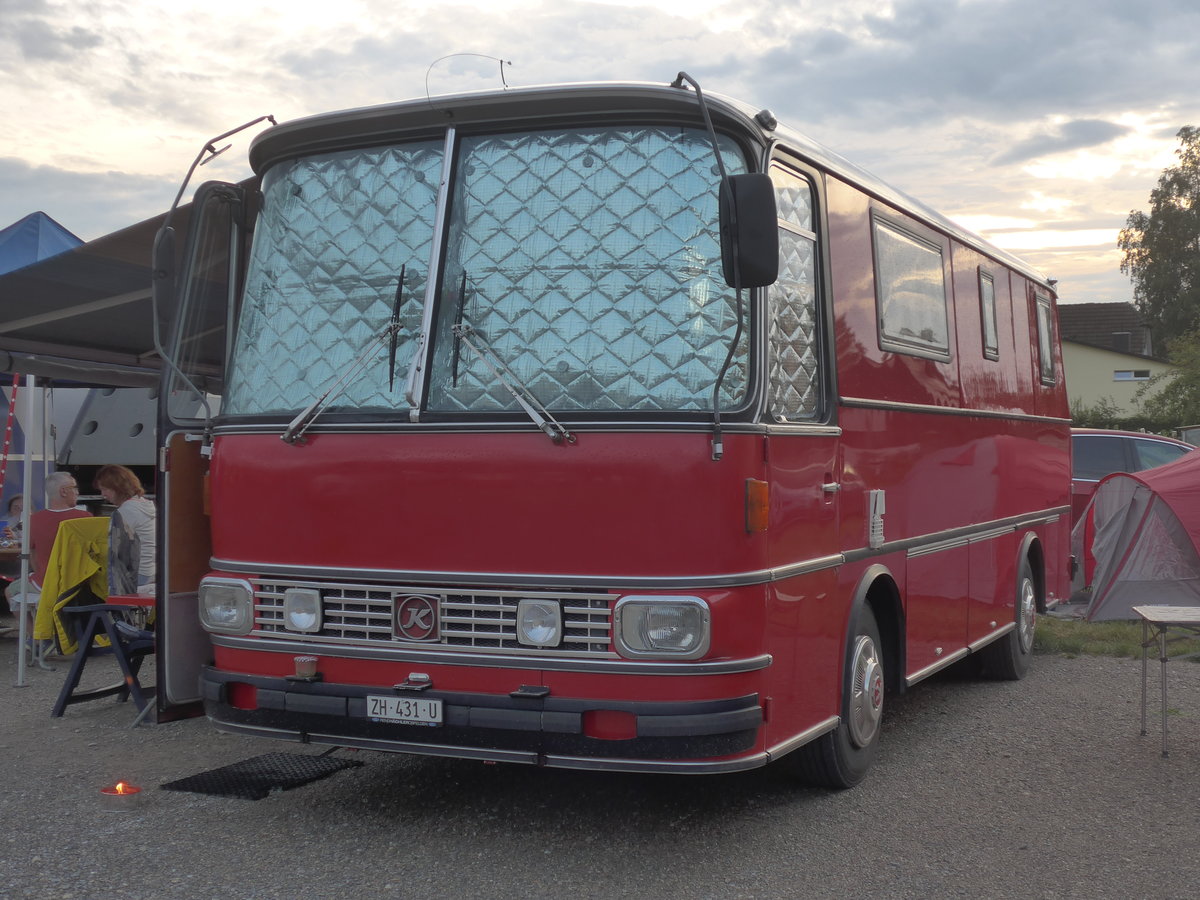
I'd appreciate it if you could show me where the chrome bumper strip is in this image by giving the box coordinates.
[763,715,841,760]
[540,753,768,775]
[211,634,773,676]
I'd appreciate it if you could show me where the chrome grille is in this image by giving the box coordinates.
[252,579,615,658]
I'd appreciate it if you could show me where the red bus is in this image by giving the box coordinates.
[157,77,1070,787]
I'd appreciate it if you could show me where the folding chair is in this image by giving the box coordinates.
[51,596,156,723]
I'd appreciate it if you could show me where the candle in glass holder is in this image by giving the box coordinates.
[100,781,142,810]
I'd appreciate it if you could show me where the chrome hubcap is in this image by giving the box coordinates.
[848,634,884,748]
[1017,576,1036,653]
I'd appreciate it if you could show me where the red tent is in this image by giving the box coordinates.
[1072,449,1200,620]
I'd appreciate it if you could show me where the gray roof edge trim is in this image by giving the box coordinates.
[247,82,766,172]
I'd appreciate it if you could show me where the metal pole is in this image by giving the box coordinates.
[1159,627,1169,758]
[15,375,35,686]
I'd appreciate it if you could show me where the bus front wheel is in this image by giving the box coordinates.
[787,605,884,789]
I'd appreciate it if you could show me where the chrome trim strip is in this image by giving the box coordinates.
[842,506,1069,566]
[208,718,302,742]
[839,395,1072,425]
[211,634,773,675]
[541,752,768,775]
[306,732,539,764]
[762,424,842,437]
[211,718,539,764]
[209,420,769,437]
[210,510,1065,591]
[968,621,1015,652]
[905,647,971,687]
[764,715,840,760]
[210,555,847,590]
[970,526,1016,544]
[907,537,969,559]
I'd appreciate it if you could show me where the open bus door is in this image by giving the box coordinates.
[153,181,249,721]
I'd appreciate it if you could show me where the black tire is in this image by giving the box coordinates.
[787,605,885,789]
[977,556,1037,680]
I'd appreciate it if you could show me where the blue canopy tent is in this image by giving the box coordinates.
[0,212,82,277]
[0,212,84,518]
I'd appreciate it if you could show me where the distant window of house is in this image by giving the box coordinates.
[979,270,999,360]
[1114,370,1151,381]
[1112,331,1132,353]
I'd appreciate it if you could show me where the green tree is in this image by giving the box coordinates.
[1119,126,1200,344]
[1137,330,1200,427]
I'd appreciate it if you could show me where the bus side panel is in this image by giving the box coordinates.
[761,569,843,752]
[825,177,961,409]
[905,547,969,677]
[951,243,1024,415]
[967,530,1016,644]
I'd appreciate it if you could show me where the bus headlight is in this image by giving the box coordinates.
[198,578,254,635]
[517,598,562,647]
[284,588,322,633]
[614,596,710,659]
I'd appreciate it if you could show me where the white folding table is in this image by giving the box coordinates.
[1133,605,1200,757]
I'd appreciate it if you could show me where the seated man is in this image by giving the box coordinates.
[5,472,91,642]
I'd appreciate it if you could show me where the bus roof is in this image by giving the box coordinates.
[249,80,1053,292]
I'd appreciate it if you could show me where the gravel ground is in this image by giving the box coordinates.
[2,625,1198,900]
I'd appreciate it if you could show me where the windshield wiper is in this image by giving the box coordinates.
[388,265,407,391]
[452,322,576,445]
[282,269,406,445]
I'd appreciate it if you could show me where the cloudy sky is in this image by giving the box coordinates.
[3,0,1198,304]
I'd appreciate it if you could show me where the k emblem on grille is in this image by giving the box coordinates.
[394,594,439,641]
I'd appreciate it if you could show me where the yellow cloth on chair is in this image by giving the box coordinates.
[34,517,110,653]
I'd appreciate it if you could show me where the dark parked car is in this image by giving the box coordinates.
[1071,428,1194,524]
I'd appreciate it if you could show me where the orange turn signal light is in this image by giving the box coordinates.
[745,478,769,533]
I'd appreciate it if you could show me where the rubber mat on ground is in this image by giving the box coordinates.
[161,752,362,800]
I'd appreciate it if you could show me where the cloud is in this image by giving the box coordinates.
[0,157,179,242]
[7,18,103,61]
[2,0,1199,305]
[737,0,1200,130]
[992,120,1132,167]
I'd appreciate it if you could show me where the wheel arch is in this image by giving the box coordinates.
[849,564,904,696]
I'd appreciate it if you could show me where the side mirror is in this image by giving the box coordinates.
[720,173,779,289]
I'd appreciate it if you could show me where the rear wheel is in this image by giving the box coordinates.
[978,556,1037,680]
[788,605,885,789]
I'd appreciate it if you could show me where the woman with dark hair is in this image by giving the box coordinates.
[94,465,156,596]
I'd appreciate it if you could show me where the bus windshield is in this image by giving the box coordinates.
[223,124,750,419]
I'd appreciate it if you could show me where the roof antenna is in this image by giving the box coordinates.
[425,53,513,103]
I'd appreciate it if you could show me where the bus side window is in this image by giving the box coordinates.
[767,165,820,422]
[872,214,950,362]
[979,269,999,361]
[1035,292,1057,385]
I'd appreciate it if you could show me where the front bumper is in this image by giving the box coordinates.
[200,666,765,774]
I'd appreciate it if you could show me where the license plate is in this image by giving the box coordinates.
[366,694,443,726]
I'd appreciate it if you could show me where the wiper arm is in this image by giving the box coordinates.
[450,271,467,387]
[452,323,576,445]
[282,273,406,445]
[388,265,407,391]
